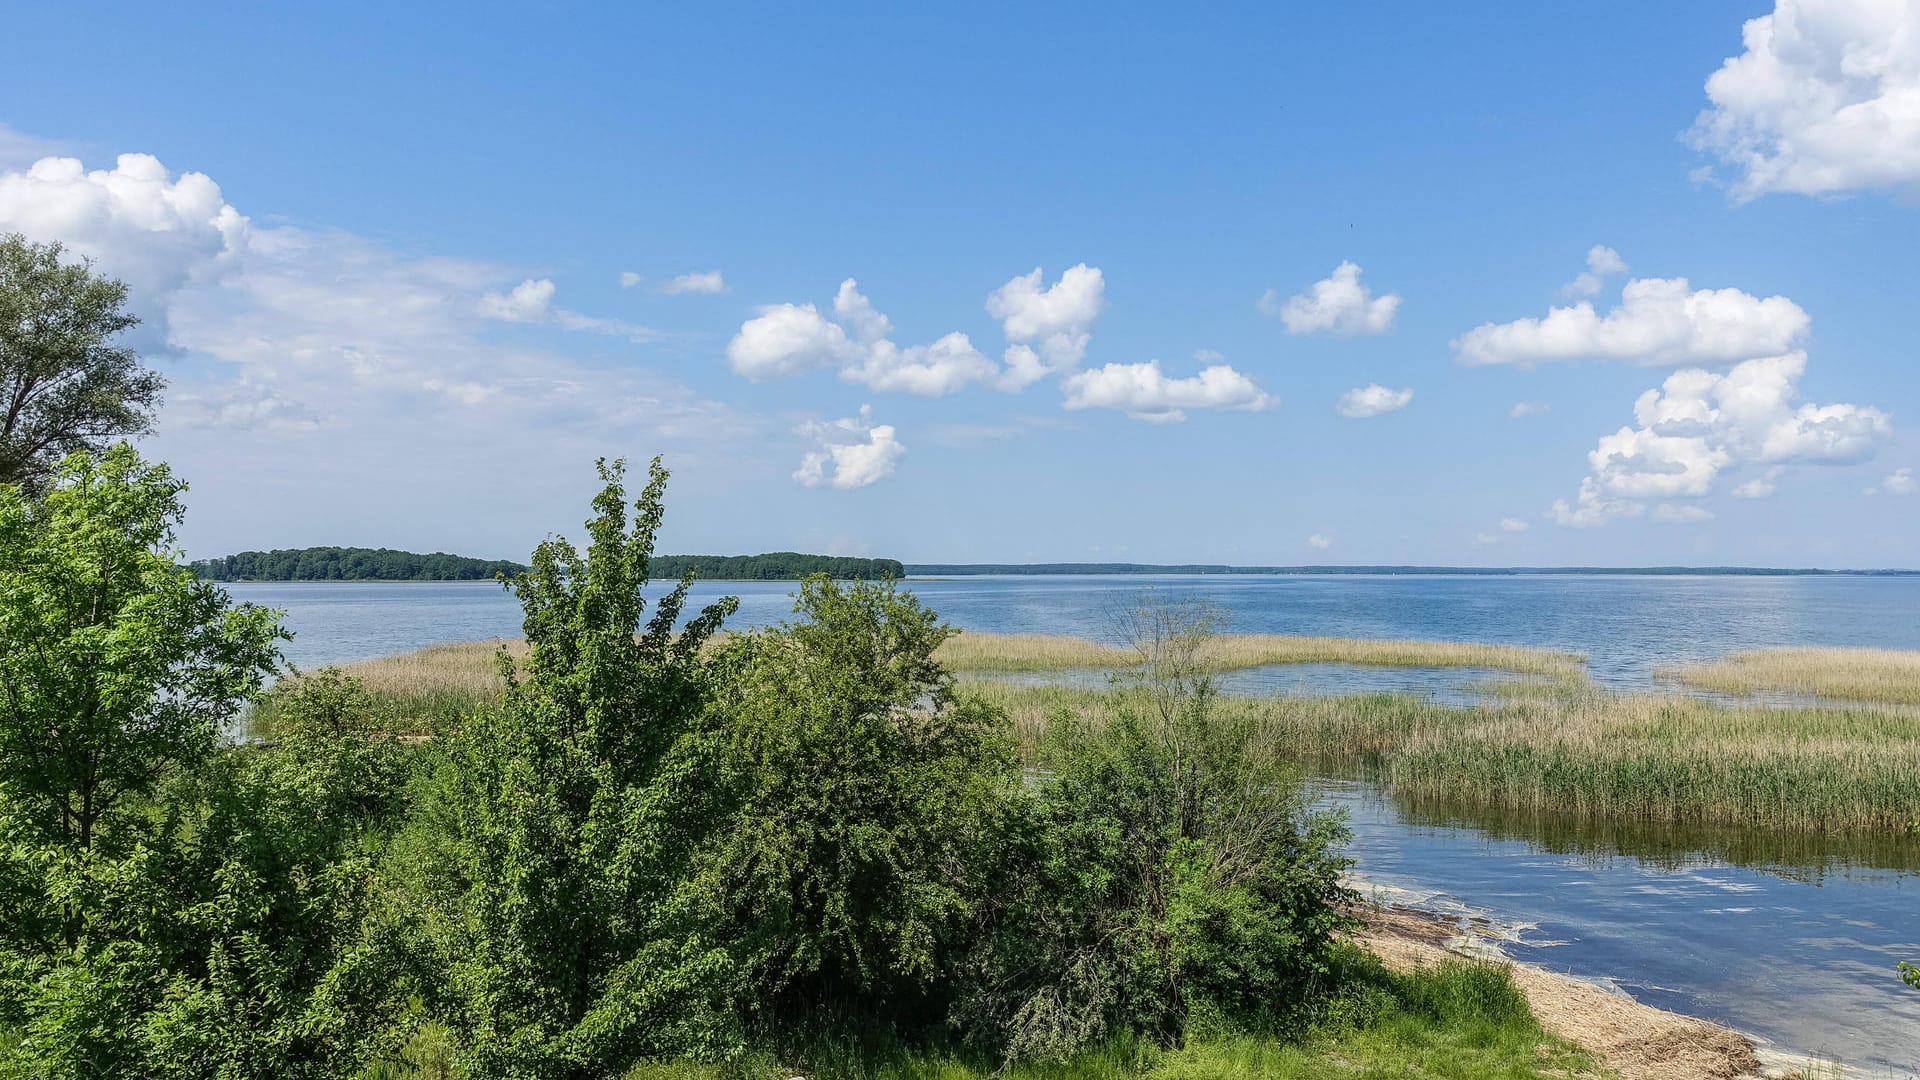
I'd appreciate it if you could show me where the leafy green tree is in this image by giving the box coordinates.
[710,578,1016,1023]
[0,445,280,884]
[418,457,741,1078]
[0,447,417,1076]
[0,236,163,489]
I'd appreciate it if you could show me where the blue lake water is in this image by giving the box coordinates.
[228,572,1920,687]
[222,574,1920,1072]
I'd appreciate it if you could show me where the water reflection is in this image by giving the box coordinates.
[1387,790,1920,879]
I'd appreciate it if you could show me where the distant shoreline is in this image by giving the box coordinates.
[905,563,1920,577]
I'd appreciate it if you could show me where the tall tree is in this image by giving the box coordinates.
[0,234,163,489]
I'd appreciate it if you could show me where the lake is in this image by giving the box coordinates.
[222,574,1920,1072]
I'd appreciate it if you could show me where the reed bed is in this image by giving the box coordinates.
[960,680,1920,834]
[934,631,1587,682]
[1655,646,1920,705]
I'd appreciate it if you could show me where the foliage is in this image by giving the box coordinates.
[415,457,742,1078]
[190,546,527,582]
[649,553,905,581]
[708,578,1017,1021]
[0,235,163,490]
[0,448,419,1076]
[0,445,281,866]
[954,601,1356,1062]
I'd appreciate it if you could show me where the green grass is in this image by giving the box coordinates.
[359,956,1600,1080]
[935,631,1588,683]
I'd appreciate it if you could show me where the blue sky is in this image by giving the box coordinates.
[3,2,1917,566]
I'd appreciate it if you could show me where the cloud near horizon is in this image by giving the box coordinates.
[1551,351,1890,526]
[792,405,905,489]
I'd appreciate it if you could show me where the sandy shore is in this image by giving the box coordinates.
[1355,902,1795,1080]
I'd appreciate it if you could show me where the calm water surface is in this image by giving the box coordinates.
[224,575,1920,1072]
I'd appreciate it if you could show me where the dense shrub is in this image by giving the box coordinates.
[709,579,1018,1024]
[955,607,1356,1061]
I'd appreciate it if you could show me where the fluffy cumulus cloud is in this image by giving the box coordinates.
[1689,0,1920,199]
[665,270,726,295]
[1732,466,1786,498]
[1551,351,1891,525]
[619,271,642,288]
[1509,401,1551,418]
[729,266,1103,397]
[1564,245,1627,297]
[1881,466,1917,494]
[1455,272,1810,367]
[1307,533,1332,550]
[1335,383,1413,418]
[0,153,249,347]
[1501,517,1530,533]
[985,263,1106,387]
[792,405,905,489]
[1060,360,1273,423]
[1259,261,1399,336]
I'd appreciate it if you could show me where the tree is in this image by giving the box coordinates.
[419,457,742,1078]
[0,445,281,874]
[0,235,164,489]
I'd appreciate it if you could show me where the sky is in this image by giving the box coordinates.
[2,1,1918,567]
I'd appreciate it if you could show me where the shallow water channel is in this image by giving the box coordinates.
[1324,779,1920,1076]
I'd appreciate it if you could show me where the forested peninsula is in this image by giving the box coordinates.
[190,547,904,582]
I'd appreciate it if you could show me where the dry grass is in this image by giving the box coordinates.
[1657,646,1920,705]
[333,638,524,699]
[935,630,1588,682]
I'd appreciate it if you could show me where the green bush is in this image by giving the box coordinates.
[708,578,1018,1025]
[954,607,1356,1062]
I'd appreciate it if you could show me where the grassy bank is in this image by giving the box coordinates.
[965,681,1920,834]
[371,954,1602,1080]
[1656,646,1920,705]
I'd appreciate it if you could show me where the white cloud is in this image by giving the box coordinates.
[0,153,249,348]
[619,271,641,288]
[1689,0,1920,199]
[793,405,905,489]
[1884,466,1917,495]
[1732,466,1786,498]
[1550,351,1891,525]
[987,264,1107,387]
[478,277,654,341]
[1336,383,1413,418]
[665,270,726,295]
[1509,401,1552,418]
[729,267,1105,397]
[1060,360,1273,423]
[1455,272,1809,367]
[1501,517,1530,533]
[1564,245,1628,297]
[1260,261,1399,336]
[1307,533,1332,550]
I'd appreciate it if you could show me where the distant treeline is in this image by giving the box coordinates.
[190,547,528,582]
[651,552,904,580]
[906,563,1920,577]
[191,547,904,582]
